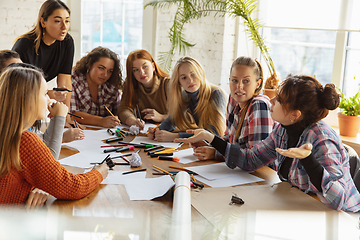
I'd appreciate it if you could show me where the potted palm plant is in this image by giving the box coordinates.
[145,0,279,95]
[338,90,360,137]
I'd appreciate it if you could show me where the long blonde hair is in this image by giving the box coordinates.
[168,57,225,136]
[0,67,43,177]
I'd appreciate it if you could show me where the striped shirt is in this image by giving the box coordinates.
[225,120,360,212]
[70,71,121,116]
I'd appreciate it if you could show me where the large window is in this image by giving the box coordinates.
[81,0,143,67]
[258,0,360,97]
[343,32,360,97]
[264,28,336,86]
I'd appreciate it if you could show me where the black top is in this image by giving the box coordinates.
[12,35,74,81]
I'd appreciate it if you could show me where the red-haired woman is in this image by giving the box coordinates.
[117,49,169,130]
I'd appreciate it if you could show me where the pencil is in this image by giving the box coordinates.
[152,165,172,176]
[146,124,161,135]
[68,112,84,119]
[120,155,130,163]
[73,119,78,128]
[122,168,147,175]
[104,106,115,117]
[169,165,189,171]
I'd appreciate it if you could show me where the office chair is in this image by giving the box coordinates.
[343,144,360,179]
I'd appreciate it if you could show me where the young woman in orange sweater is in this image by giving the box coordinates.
[0,66,108,210]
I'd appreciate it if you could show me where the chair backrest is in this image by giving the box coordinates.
[343,143,360,179]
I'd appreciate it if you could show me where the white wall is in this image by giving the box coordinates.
[0,0,45,49]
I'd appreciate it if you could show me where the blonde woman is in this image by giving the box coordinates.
[148,56,226,142]
[0,66,108,209]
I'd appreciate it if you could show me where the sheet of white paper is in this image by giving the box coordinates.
[124,175,175,201]
[195,174,264,187]
[140,123,158,134]
[172,148,199,164]
[59,151,124,168]
[130,136,180,149]
[186,162,258,181]
[62,129,106,152]
[101,171,146,185]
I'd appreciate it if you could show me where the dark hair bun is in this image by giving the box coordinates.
[319,83,340,110]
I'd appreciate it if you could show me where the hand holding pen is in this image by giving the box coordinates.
[146,124,160,140]
[103,106,121,128]
[52,86,71,102]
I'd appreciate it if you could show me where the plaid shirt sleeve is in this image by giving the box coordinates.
[224,125,279,171]
[246,98,275,148]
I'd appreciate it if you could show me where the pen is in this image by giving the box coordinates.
[68,112,84,119]
[100,154,111,164]
[107,129,115,135]
[152,165,172,176]
[73,119,78,128]
[53,87,72,92]
[122,168,147,175]
[158,156,180,162]
[136,104,141,120]
[105,136,123,143]
[140,142,157,147]
[152,170,194,175]
[104,106,115,117]
[146,124,160,135]
[134,108,137,119]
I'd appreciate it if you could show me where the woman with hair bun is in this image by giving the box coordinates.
[175,74,360,212]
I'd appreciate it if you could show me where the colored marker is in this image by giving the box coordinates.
[147,148,166,155]
[105,136,123,143]
[144,145,164,152]
[149,152,173,158]
[158,156,180,162]
[103,147,126,153]
[115,145,135,152]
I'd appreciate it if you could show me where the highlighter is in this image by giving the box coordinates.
[116,145,135,152]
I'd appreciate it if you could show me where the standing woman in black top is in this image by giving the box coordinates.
[12,0,74,124]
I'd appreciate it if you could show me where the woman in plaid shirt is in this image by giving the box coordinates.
[176,75,360,212]
[191,56,275,161]
[70,47,123,128]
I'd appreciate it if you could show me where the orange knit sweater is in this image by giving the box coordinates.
[0,131,103,204]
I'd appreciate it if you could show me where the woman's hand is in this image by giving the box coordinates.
[154,130,179,142]
[142,108,167,122]
[276,143,313,159]
[25,188,49,211]
[48,101,68,118]
[102,116,121,128]
[126,118,145,130]
[193,146,216,160]
[50,86,70,102]
[93,163,109,180]
[62,128,84,143]
[147,127,156,140]
[174,129,215,144]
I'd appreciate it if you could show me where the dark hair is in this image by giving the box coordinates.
[73,46,123,89]
[5,62,45,131]
[0,50,20,73]
[277,74,340,128]
[15,0,70,54]
[230,56,264,139]
[124,49,169,107]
